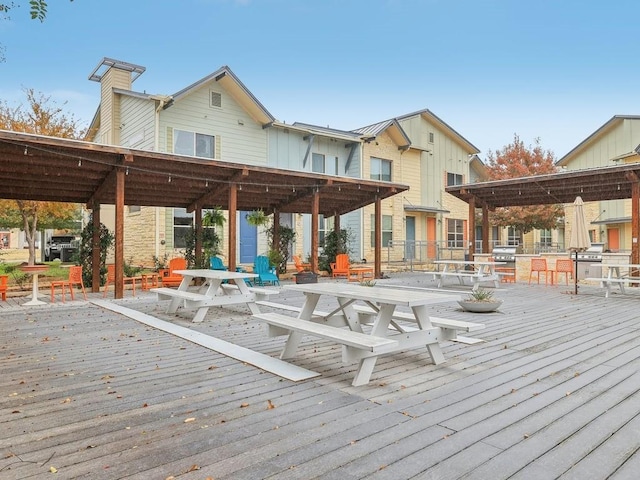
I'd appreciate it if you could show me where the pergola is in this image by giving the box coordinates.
[446,163,640,264]
[0,130,408,297]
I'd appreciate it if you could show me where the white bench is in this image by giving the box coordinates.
[220,283,279,300]
[255,300,329,318]
[431,271,499,291]
[585,276,640,298]
[253,312,398,354]
[352,304,484,341]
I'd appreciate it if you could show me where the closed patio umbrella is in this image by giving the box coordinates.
[568,196,591,294]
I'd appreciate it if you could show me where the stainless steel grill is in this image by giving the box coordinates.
[576,242,605,279]
[492,245,517,266]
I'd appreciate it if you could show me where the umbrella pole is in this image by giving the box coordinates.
[574,250,578,295]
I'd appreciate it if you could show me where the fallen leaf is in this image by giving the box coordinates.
[184,417,196,423]
[240,403,249,408]
[207,365,218,370]
[49,466,57,473]
[267,400,276,410]
[62,398,71,404]
[142,403,148,408]
[186,465,200,472]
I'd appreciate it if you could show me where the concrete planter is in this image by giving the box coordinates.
[294,272,318,284]
[457,299,503,313]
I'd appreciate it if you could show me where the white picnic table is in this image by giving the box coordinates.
[151,269,269,322]
[432,260,505,290]
[586,263,640,298]
[254,282,474,386]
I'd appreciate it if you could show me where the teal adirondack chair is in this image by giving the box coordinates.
[253,255,280,286]
[210,256,227,271]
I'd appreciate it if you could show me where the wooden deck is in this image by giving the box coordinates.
[2,273,640,479]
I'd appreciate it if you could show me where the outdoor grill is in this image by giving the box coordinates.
[492,245,517,268]
[575,242,605,280]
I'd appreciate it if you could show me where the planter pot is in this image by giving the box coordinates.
[457,299,503,313]
[294,272,318,284]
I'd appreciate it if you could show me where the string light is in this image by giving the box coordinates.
[24,146,28,155]
[125,167,129,175]
[78,159,82,166]
[205,180,209,187]
[168,176,172,183]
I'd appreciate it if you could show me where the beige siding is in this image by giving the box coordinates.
[120,97,155,150]
[158,83,267,165]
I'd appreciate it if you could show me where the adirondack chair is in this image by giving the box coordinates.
[330,253,350,278]
[210,256,227,271]
[0,274,8,301]
[253,255,280,286]
[293,255,311,273]
[158,257,187,288]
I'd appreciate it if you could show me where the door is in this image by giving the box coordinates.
[607,228,619,251]
[405,216,415,260]
[239,211,257,264]
[427,217,437,259]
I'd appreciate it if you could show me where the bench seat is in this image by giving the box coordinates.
[220,284,279,298]
[255,300,329,318]
[253,312,398,352]
[152,287,211,303]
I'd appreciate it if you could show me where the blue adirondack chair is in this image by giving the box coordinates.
[253,255,280,286]
[210,256,227,271]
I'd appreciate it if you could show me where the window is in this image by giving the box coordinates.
[173,129,215,159]
[429,132,434,143]
[447,172,463,186]
[540,229,552,247]
[447,219,464,248]
[173,208,193,248]
[370,157,392,181]
[312,153,338,175]
[371,214,393,247]
[128,206,141,214]
[507,227,521,246]
[319,215,334,246]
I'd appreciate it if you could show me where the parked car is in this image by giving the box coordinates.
[44,235,78,262]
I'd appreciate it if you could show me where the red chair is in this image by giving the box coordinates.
[554,258,574,285]
[0,274,8,301]
[51,266,87,303]
[102,264,143,297]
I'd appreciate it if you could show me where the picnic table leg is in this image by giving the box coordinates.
[166,276,193,313]
[412,305,445,364]
[352,358,378,386]
[280,293,321,359]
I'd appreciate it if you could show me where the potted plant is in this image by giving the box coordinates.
[457,288,503,313]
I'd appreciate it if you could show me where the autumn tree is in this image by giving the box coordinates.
[485,134,564,234]
[0,88,85,264]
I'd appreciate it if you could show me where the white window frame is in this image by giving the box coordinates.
[173,129,215,159]
[370,157,392,182]
[447,219,464,248]
[370,214,393,247]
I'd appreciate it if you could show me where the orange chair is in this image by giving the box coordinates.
[158,258,187,288]
[51,265,87,303]
[529,258,552,285]
[0,274,8,301]
[293,255,311,273]
[554,258,574,285]
[330,254,350,278]
[102,264,144,297]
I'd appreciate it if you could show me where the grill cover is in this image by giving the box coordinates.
[492,245,517,261]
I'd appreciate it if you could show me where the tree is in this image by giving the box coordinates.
[0,88,85,264]
[485,135,564,234]
[1,1,74,62]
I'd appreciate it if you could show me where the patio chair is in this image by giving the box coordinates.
[0,274,8,301]
[51,265,87,303]
[253,255,279,286]
[529,258,552,285]
[554,258,574,285]
[210,256,227,271]
[293,255,311,273]
[158,258,187,288]
[330,253,350,278]
[102,264,144,297]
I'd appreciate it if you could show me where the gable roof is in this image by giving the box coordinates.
[557,115,640,166]
[395,108,480,153]
[352,119,412,150]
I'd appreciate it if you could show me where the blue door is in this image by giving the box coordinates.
[239,211,257,264]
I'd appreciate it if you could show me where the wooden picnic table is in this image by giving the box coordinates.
[254,282,468,386]
[432,260,505,290]
[151,269,273,322]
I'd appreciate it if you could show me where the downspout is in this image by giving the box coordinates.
[151,95,172,258]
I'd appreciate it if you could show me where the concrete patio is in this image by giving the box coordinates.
[1,272,639,479]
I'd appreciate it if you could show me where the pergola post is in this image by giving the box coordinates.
[375,196,382,278]
[194,206,202,267]
[272,209,280,267]
[311,189,319,272]
[228,184,237,272]
[91,202,101,293]
[482,203,490,253]
[632,179,639,267]
[468,196,476,260]
[114,167,125,299]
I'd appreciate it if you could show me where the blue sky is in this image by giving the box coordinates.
[1,0,639,159]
